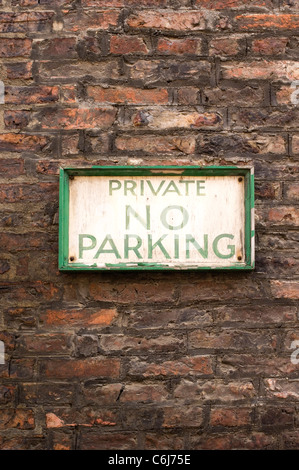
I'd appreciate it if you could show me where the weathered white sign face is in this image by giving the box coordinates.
[59,167,254,270]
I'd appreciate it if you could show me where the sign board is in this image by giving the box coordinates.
[59,166,254,271]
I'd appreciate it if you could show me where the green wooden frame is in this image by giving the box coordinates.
[59,166,255,271]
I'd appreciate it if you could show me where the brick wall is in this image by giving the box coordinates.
[0,0,299,451]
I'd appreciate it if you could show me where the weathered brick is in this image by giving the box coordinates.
[37,37,77,59]
[174,379,256,401]
[46,408,117,428]
[126,10,230,32]
[0,409,35,430]
[15,334,71,355]
[0,11,54,33]
[222,60,299,81]
[194,0,273,7]
[110,35,149,54]
[209,36,244,56]
[236,14,299,31]
[19,383,74,404]
[210,407,252,427]
[35,108,117,130]
[198,133,287,155]
[40,357,121,379]
[87,86,169,105]
[5,61,33,80]
[5,86,59,105]
[0,38,32,57]
[79,431,137,450]
[264,378,299,400]
[189,329,276,352]
[40,308,117,328]
[163,406,204,428]
[202,84,265,107]
[124,109,223,130]
[250,37,288,55]
[126,59,211,84]
[270,280,299,299]
[156,37,202,55]
[115,135,196,154]
[100,333,185,354]
[120,384,168,403]
[62,9,120,32]
[128,356,213,378]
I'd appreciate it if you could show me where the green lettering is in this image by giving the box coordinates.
[94,235,121,259]
[124,180,137,196]
[124,234,142,259]
[79,234,97,258]
[109,180,121,195]
[146,180,165,196]
[160,205,189,230]
[213,233,235,259]
[126,205,150,230]
[162,180,181,196]
[179,180,195,196]
[196,180,206,196]
[186,234,208,259]
[148,234,170,259]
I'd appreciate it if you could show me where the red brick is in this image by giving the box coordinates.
[0,158,24,177]
[251,37,288,55]
[5,86,59,105]
[267,206,299,225]
[163,406,204,428]
[0,11,54,33]
[15,334,70,354]
[110,35,149,54]
[126,10,228,31]
[209,36,243,56]
[189,329,276,352]
[264,378,299,400]
[210,407,252,427]
[87,86,168,105]
[100,333,185,353]
[40,358,121,379]
[285,182,299,200]
[0,38,32,57]
[174,379,256,401]
[5,61,33,80]
[222,60,299,80]
[46,408,117,428]
[157,37,202,55]
[38,108,117,130]
[0,183,58,203]
[37,37,77,59]
[236,14,299,30]
[0,385,16,405]
[128,356,213,378]
[62,9,120,32]
[194,0,273,7]
[115,135,196,154]
[40,308,117,327]
[127,109,222,130]
[120,384,168,403]
[126,59,211,83]
[177,87,199,105]
[80,432,137,450]
[292,135,299,154]
[270,280,299,299]
[0,409,35,430]
[4,110,31,130]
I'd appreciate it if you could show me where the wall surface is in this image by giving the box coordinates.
[0,0,299,451]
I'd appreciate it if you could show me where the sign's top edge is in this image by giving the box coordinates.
[60,165,254,170]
